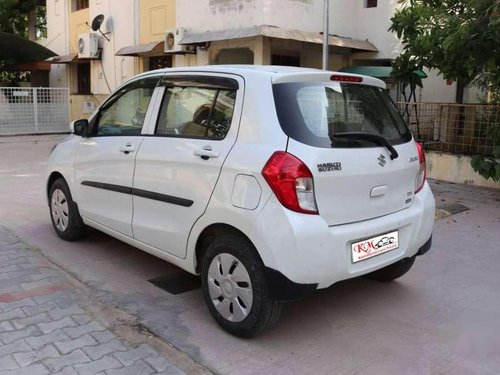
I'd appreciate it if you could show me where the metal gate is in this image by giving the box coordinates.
[0,87,70,135]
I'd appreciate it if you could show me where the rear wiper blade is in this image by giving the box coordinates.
[331,132,399,160]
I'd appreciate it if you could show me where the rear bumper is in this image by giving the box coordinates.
[250,181,435,289]
[266,234,432,302]
[416,235,432,256]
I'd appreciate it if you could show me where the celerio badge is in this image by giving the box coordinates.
[317,162,341,172]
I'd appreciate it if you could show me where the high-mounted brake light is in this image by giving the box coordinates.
[415,143,427,193]
[330,75,363,83]
[262,151,318,215]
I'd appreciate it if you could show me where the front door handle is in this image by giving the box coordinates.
[194,146,220,160]
[119,143,136,154]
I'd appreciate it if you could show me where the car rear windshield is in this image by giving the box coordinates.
[273,82,412,148]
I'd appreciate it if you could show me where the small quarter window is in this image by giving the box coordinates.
[365,0,377,8]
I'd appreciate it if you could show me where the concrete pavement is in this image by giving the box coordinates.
[1,134,500,374]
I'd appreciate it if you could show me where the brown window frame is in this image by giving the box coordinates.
[74,0,89,11]
[366,0,377,8]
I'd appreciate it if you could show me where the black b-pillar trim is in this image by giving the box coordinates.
[81,181,193,207]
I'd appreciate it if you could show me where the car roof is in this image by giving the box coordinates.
[126,64,386,89]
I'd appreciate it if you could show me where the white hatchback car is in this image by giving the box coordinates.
[47,65,435,337]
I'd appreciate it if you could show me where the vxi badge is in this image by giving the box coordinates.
[317,162,342,172]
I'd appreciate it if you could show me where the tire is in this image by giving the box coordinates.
[201,235,282,338]
[49,178,86,241]
[365,256,416,282]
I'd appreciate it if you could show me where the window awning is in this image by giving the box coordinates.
[339,66,427,79]
[46,53,78,64]
[0,31,56,64]
[179,26,378,52]
[115,41,165,57]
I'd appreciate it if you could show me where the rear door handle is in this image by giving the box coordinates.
[119,143,136,154]
[194,146,219,160]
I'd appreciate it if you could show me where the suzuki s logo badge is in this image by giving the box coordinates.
[377,154,386,167]
[317,162,342,172]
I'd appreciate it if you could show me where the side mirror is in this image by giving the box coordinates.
[70,119,89,137]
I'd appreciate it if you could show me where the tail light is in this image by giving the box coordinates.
[415,143,427,193]
[262,151,318,214]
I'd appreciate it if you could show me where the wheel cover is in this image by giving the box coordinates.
[207,253,253,322]
[51,189,69,232]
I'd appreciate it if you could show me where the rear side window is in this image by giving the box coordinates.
[273,82,412,148]
[155,77,237,139]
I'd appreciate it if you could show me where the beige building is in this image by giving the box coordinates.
[46,0,176,120]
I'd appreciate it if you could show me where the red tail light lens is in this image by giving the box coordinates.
[262,151,318,214]
[415,143,427,193]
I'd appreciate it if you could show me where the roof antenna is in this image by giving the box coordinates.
[87,14,110,41]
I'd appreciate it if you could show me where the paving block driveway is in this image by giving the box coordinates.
[0,226,201,375]
[1,135,500,374]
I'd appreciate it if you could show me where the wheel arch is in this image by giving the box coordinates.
[194,223,259,274]
[46,171,66,203]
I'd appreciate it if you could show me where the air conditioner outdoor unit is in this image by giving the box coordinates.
[164,28,195,54]
[77,33,100,59]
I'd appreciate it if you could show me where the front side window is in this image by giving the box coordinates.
[94,78,158,136]
[156,84,236,139]
[273,82,411,148]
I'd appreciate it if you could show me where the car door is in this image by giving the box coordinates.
[132,74,243,258]
[74,77,160,236]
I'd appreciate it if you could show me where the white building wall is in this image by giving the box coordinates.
[45,0,70,88]
[261,0,323,32]
[347,0,402,59]
[328,0,356,37]
[46,0,136,95]
[417,69,457,103]
[89,0,136,94]
[177,0,324,33]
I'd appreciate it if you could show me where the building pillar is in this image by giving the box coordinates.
[253,36,271,65]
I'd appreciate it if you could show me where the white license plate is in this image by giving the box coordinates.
[351,230,399,263]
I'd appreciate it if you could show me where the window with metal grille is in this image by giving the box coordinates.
[365,0,377,8]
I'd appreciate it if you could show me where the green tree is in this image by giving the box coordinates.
[0,0,46,85]
[390,0,500,183]
[0,0,45,39]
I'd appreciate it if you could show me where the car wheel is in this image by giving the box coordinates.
[364,256,416,282]
[49,178,86,241]
[201,235,282,337]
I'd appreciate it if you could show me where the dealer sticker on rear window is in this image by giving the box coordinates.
[351,231,399,263]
